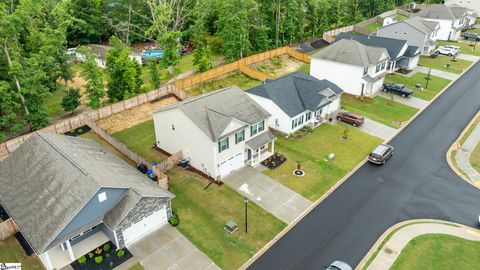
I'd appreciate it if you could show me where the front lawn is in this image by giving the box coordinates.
[438,40,480,56]
[469,128,480,173]
[391,234,480,270]
[184,72,260,96]
[0,237,44,270]
[419,55,472,74]
[384,73,451,101]
[341,95,419,128]
[168,168,286,270]
[265,123,382,201]
[112,120,167,163]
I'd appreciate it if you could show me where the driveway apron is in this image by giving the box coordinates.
[379,92,429,110]
[357,118,397,140]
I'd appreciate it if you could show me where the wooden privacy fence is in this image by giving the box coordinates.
[0,218,18,241]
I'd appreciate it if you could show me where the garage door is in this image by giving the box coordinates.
[122,207,167,245]
[218,152,244,177]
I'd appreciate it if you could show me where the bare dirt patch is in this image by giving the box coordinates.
[250,55,305,78]
[96,96,178,133]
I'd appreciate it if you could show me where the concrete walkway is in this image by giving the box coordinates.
[128,225,219,270]
[357,117,397,140]
[365,222,480,270]
[222,166,312,224]
[455,122,480,184]
[378,92,429,110]
[457,53,480,62]
[415,66,460,81]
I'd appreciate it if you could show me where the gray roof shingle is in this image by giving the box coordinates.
[155,86,270,141]
[0,132,173,254]
[247,72,343,118]
[312,39,390,67]
[415,4,466,20]
[245,131,276,150]
[400,16,440,33]
[336,32,407,60]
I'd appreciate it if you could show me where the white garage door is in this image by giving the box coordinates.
[218,152,244,177]
[122,207,167,245]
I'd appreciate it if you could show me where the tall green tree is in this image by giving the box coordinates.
[61,87,81,113]
[148,59,161,89]
[67,0,108,46]
[79,46,105,109]
[159,31,182,75]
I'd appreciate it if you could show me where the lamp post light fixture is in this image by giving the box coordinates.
[425,68,432,89]
[244,197,249,234]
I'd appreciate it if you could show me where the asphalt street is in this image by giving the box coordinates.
[248,61,480,270]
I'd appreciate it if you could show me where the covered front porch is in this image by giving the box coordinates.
[245,131,276,166]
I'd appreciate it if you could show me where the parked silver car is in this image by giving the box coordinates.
[326,261,353,270]
[368,144,394,165]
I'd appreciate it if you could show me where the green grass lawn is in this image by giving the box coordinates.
[391,234,480,270]
[0,237,44,270]
[44,84,67,120]
[112,120,167,163]
[80,131,137,166]
[306,46,328,56]
[129,263,145,270]
[168,167,286,270]
[438,40,480,56]
[185,72,260,96]
[384,73,451,101]
[419,55,473,74]
[363,21,382,32]
[297,64,310,73]
[341,95,419,128]
[265,123,382,201]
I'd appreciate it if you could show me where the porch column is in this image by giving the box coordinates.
[271,140,275,154]
[42,251,53,270]
[60,242,65,251]
[65,239,75,261]
[257,148,261,163]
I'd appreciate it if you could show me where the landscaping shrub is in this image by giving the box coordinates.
[106,253,110,258]
[290,126,313,140]
[117,249,125,258]
[95,247,103,255]
[77,256,87,265]
[88,252,94,259]
[261,153,286,169]
[169,212,180,226]
[359,96,373,103]
[103,243,110,252]
[110,262,114,267]
[94,256,103,264]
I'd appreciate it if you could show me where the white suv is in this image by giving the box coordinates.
[436,46,459,56]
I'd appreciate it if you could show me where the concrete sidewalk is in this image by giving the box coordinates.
[457,53,480,62]
[378,92,428,110]
[223,166,312,224]
[357,118,397,140]
[365,222,480,270]
[415,66,460,81]
[455,122,480,184]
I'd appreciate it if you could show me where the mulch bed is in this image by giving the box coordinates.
[261,153,286,169]
[64,125,91,137]
[71,241,133,270]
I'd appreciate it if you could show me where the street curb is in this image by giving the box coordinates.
[354,219,470,270]
[239,59,479,270]
[446,110,480,186]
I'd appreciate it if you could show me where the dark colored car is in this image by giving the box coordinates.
[382,83,414,98]
[368,144,394,165]
[464,32,480,41]
[336,112,364,127]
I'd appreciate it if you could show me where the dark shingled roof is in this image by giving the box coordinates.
[0,132,173,254]
[247,72,343,118]
[336,32,406,60]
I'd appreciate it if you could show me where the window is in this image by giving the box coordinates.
[381,62,386,71]
[250,120,265,136]
[235,130,245,144]
[363,67,368,76]
[291,115,304,129]
[375,64,380,73]
[218,137,229,153]
[171,124,175,130]
[98,192,107,203]
[306,112,312,121]
[275,119,279,127]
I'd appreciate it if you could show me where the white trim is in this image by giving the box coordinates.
[113,230,120,249]
[66,240,75,261]
[42,251,53,270]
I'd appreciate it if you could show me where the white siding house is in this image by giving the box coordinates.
[445,0,480,14]
[76,44,142,68]
[414,4,469,41]
[310,39,390,97]
[153,86,276,179]
[246,72,343,135]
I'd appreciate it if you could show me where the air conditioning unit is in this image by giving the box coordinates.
[409,2,417,10]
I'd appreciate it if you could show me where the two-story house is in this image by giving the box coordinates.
[336,32,421,72]
[310,39,390,97]
[153,86,276,179]
[445,0,480,15]
[246,72,343,135]
[414,4,467,41]
[377,17,440,55]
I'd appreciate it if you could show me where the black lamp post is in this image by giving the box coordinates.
[425,68,432,89]
[244,197,249,234]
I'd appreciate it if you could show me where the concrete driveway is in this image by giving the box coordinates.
[379,92,428,110]
[128,225,219,270]
[223,166,312,224]
[357,117,397,140]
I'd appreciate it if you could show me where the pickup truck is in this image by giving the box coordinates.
[382,83,414,98]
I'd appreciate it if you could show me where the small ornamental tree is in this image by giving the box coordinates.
[61,87,81,114]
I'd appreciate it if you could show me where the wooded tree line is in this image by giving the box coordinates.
[0,0,442,140]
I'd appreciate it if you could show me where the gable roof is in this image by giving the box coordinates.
[0,132,173,254]
[312,39,390,67]
[154,86,270,141]
[247,71,343,118]
[415,4,466,20]
[336,32,408,60]
[392,16,440,33]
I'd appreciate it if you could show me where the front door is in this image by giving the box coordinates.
[247,149,252,160]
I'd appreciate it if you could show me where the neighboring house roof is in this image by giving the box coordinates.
[247,71,343,118]
[0,132,173,254]
[336,32,408,60]
[155,86,270,141]
[395,16,440,33]
[404,45,420,57]
[415,4,466,20]
[312,39,390,67]
[86,44,141,60]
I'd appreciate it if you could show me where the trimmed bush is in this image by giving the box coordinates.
[168,212,180,226]
[94,256,103,264]
[103,243,111,252]
[88,252,94,259]
[117,249,125,258]
[110,262,114,267]
[106,253,110,258]
[77,256,87,265]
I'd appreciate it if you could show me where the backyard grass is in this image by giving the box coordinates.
[265,123,382,201]
[384,72,451,101]
[184,72,260,96]
[168,167,286,270]
[419,55,472,74]
[0,237,44,270]
[438,40,480,56]
[112,120,167,163]
[306,46,328,56]
[44,84,67,120]
[250,55,306,78]
[341,95,419,128]
[79,131,137,166]
[390,234,480,270]
[363,21,382,32]
[297,63,310,74]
